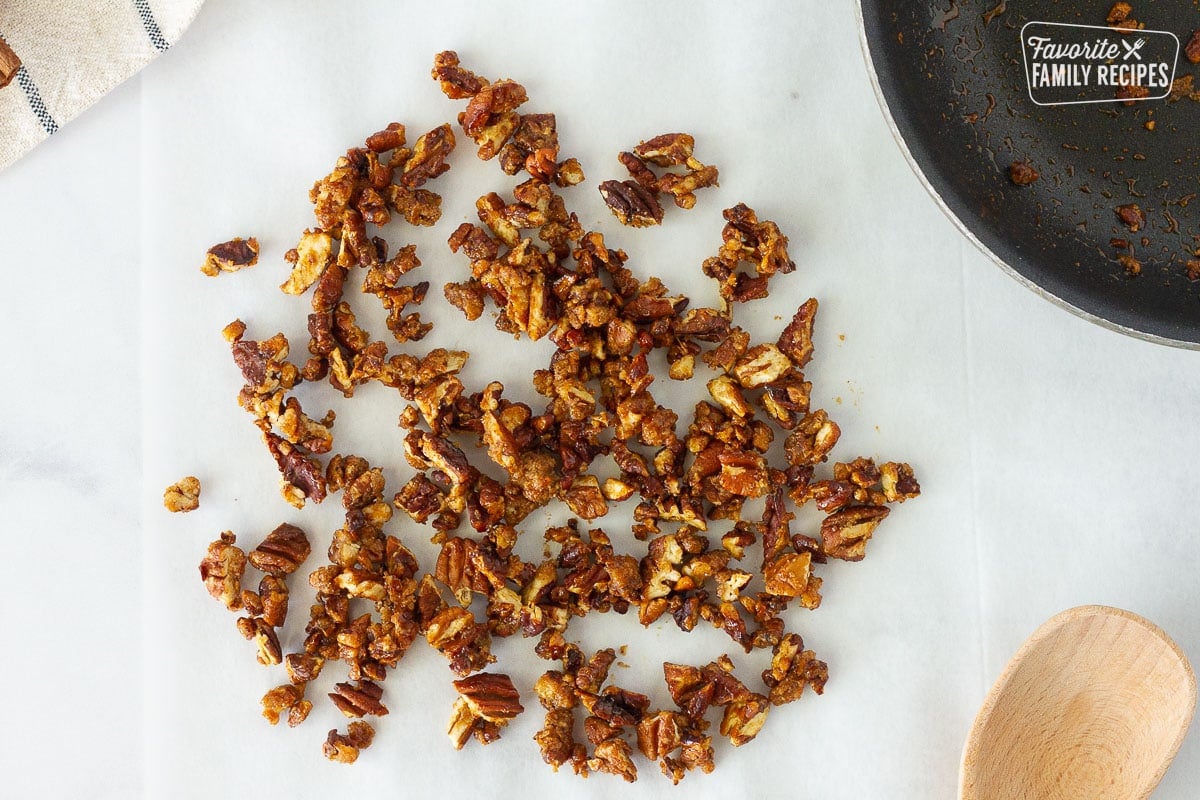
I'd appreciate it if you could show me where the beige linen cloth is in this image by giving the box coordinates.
[0,0,203,171]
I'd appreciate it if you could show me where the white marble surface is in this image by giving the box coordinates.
[3,1,1200,797]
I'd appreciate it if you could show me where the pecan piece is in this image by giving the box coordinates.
[821,505,890,561]
[1008,161,1039,186]
[1115,203,1145,232]
[323,721,375,764]
[247,522,311,576]
[281,229,333,295]
[1187,31,1200,64]
[163,476,201,513]
[262,683,312,727]
[202,237,259,277]
[447,672,524,749]
[763,633,828,705]
[401,124,455,189]
[329,680,388,718]
[199,532,245,611]
[599,179,664,227]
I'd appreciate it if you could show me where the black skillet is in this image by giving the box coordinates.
[858,1,1200,347]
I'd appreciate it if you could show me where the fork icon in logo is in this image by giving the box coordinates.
[1122,37,1146,60]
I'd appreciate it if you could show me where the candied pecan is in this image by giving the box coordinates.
[262,683,311,727]
[323,721,375,764]
[588,738,638,782]
[448,672,524,748]
[821,505,890,561]
[202,237,259,277]
[784,410,840,467]
[1115,203,1145,232]
[1008,161,1039,186]
[1116,83,1150,104]
[257,574,289,628]
[425,606,495,676]
[163,476,201,513]
[285,652,325,685]
[1106,2,1132,24]
[432,50,484,98]
[329,680,388,718]
[599,180,664,227]
[1118,254,1142,276]
[264,432,328,507]
[237,615,283,666]
[732,343,792,388]
[659,166,719,210]
[248,522,311,576]
[199,532,246,611]
[401,124,456,189]
[365,122,406,153]
[280,231,333,297]
[763,552,813,598]
[535,708,583,771]
[880,461,921,502]
[763,633,828,705]
[1187,31,1200,64]
[634,133,702,168]
[719,692,770,746]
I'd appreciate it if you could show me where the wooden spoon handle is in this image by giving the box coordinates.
[0,36,21,89]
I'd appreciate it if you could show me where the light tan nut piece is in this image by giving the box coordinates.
[281,229,334,295]
[323,721,375,763]
[262,684,312,727]
[198,531,245,611]
[163,476,201,513]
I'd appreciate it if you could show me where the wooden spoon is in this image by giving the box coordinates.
[961,605,1196,800]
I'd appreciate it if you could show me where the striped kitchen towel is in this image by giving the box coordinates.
[0,0,204,172]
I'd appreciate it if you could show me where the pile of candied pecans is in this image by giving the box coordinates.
[184,51,920,782]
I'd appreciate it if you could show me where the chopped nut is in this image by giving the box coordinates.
[163,476,201,513]
[599,180,664,227]
[323,721,375,763]
[1187,31,1200,64]
[248,522,311,576]
[202,237,259,277]
[281,230,333,295]
[1115,203,1145,232]
[199,532,245,611]
[329,680,388,718]
[1008,161,1039,186]
[821,505,890,561]
[262,684,312,726]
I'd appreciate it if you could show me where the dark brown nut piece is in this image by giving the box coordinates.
[1115,203,1145,232]
[763,633,829,705]
[264,432,328,507]
[237,615,283,666]
[821,504,890,561]
[262,683,312,727]
[599,179,664,227]
[401,124,456,189]
[202,237,259,277]
[329,680,388,718]
[285,653,325,685]
[659,165,719,210]
[257,574,289,628]
[366,122,406,153]
[1008,161,1039,186]
[247,522,311,576]
[163,476,201,512]
[777,298,818,367]
[323,721,375,764]
[448,672,525,747]
[1187,31,1200,64]
[281,229,334,295]
[199,532,245,611]
[432,50,485,98]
